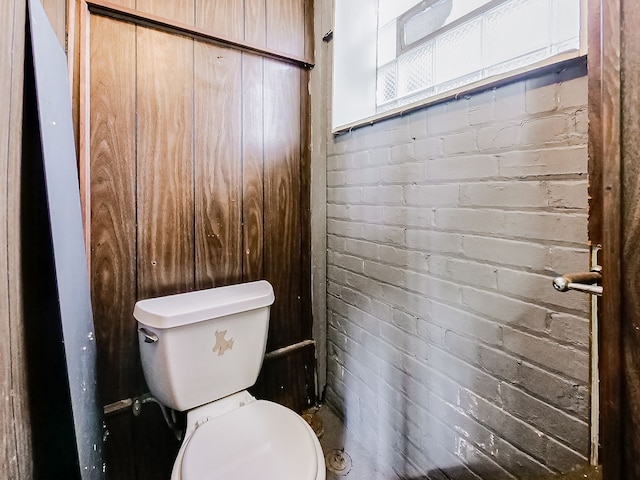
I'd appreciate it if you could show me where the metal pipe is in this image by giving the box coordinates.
[264,339,316,361]
[103,398,133,416]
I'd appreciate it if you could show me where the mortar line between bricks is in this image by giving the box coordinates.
[326,329,381,383]
[326,153,586,168]
[327,205,586,215]
[327,276,591,358]
[327,174,588,185]
[327,260,590,319]
[386,386,557,477]
[337,361,517,480]
[329,321,576,477]
[328,235,588,254]
[327,291,590,425]
[331,340,589,474]
[325,159,587,174]
[328,289,590,392]
[377,394,519,480]
[327,370,587,475]
[328,230,589,255]
[327,223,589,250]
[420,387,586,475]
[328,138,587,157]
[329,244,590,284]
[327,203,587,214]
[328,290,590,412]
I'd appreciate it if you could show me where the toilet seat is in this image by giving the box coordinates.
[180,400,319,480]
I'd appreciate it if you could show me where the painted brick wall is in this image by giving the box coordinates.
[324,60,591,479]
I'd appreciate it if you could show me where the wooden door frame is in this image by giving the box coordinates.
[591,0,640,478]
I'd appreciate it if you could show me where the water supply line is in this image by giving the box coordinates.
[103,393,183,441]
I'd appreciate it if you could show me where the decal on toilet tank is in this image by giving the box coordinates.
[212,329,234,356]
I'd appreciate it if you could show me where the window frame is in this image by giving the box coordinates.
[397,0,505,55]
[332,0,588,135]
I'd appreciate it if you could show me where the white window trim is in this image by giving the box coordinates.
[332,0,588,136]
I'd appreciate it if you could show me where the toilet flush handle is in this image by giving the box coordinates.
[138,327,159,344]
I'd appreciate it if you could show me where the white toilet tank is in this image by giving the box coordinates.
[134,280,275,411]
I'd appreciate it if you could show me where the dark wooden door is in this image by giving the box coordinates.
[588,0,640,477]
[81,1,314,478]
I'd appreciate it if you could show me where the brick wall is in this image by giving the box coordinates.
[324,60,591,479]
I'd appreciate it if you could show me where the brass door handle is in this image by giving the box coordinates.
[552,267,602,296]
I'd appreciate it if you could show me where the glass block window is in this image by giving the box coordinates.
[376,0,582,112]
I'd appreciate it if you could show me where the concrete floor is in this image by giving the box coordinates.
[308,404,601,480]
[312,404,392,480]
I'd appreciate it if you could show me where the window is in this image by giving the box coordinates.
[332,0,586,132]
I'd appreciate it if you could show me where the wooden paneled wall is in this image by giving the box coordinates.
[40,0,66,45]
[0,0,32,478]
[86,1,313,478]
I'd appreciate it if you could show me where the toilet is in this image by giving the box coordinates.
[134,280,326,480]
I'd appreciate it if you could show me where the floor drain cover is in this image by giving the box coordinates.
[325,449,352,476]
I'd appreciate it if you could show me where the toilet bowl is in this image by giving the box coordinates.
[172,391,325,480]
[134,281,325,480]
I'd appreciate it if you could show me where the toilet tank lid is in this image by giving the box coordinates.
[133,280,274,329]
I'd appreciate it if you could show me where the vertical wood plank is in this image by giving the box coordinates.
[588,0,603,247]
[136,0,194,26]
[244,0,266,46]
[0,10,16,453]
[266,0,305,58]
[40,0,66,47]
[303,0,313,65]
[242,53,265,282]
[137,27,195,299]
[195,0,243,38]
[79,2,91,262]
[99,0,134,9]
[1,0,32,478]
[599,0,623,478]
[90,14,138,403]
[299,69,312,340]
[67,0,79,150]
[620,2,640,478]
[135,25,193,480]
[194,42,243,288]
[264,60,302,350]
[89,15,138,480]
[242,0,266,283]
